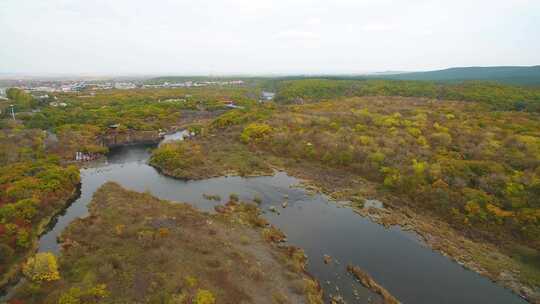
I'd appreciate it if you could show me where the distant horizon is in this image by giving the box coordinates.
[1,64,539,79]
[2,0,539,75]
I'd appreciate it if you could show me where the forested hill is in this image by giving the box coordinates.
[273,79,540,112]
[377,66,540,86]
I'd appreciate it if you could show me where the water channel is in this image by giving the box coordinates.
[36,138,526,304]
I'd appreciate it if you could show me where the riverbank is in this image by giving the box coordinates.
[149,135,275,179]
[149,131,539,303]
[9,182,324,303]
[10,142,524,303]
[0,186,81,298]
[270,158,540,303]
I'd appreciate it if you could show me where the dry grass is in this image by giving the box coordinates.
[11,182,323,304]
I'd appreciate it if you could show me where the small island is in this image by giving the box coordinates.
[10,182,323,304]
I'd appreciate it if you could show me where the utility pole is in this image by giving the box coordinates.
[10,104,15,120]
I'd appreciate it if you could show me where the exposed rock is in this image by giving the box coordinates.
[100,130,162,147]
[347,264,400,304]
[323,254,332,265]
[329,294,346,304]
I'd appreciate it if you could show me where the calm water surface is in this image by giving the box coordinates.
[38,144,526,304]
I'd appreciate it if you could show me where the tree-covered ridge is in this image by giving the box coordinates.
[376,66,540,86]
[274,79,540,112]
[0,127,80,285]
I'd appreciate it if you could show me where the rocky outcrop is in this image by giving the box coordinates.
[346,264,400,304]
[100,130,163,147]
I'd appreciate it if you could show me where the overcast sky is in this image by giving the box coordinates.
[1,0,539,76]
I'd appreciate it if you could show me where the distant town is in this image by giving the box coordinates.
[0,78,275,115]
[0,79,246,96]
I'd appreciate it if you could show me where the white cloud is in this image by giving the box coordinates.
[275,30,320,40]
[306,17,322,26]
[0,0,538,75]
[361,23,396,32]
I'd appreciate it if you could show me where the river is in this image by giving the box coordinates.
[37,142,526,304]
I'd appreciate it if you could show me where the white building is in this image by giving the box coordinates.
[114,82,137,90]
[260,91,275,102]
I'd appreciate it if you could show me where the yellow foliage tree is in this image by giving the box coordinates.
[23,252,60,282]
[195,289,216,304]
[240,123,272,143]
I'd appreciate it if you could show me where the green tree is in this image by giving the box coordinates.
[6,88,37,110]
